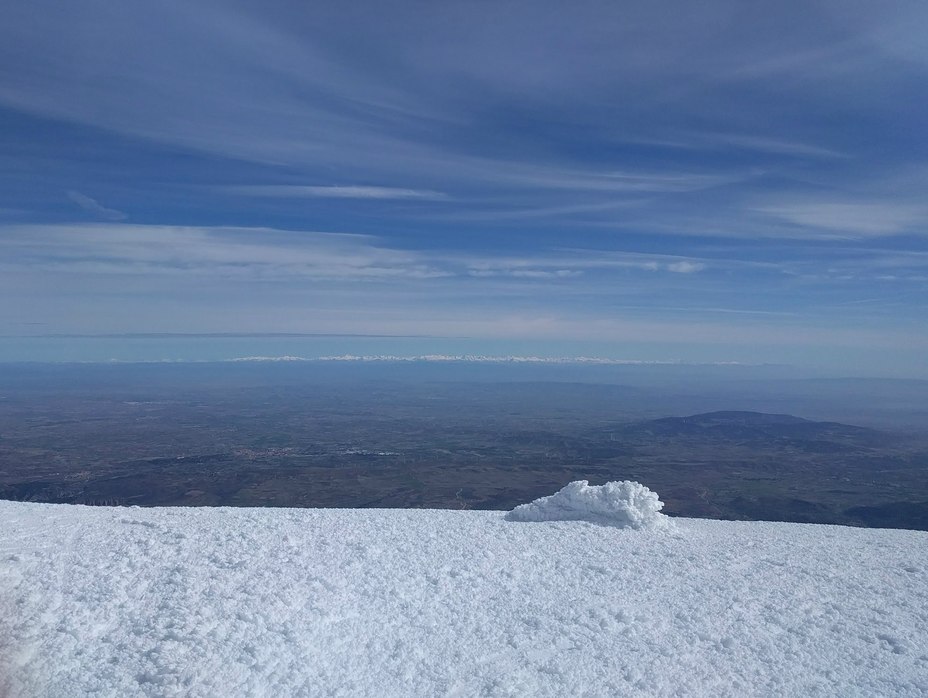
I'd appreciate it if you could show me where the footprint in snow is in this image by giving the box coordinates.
[119,518,159,529]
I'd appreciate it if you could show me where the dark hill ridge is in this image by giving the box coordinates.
[593,410,896,458]
[624,410,883,442]
[658,411,811,426]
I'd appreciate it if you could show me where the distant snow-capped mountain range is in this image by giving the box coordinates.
[229,354,747,365]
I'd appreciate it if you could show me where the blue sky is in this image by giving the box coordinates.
[1,0,927,374]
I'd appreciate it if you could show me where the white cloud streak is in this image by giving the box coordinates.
[755,202,927,237]
[666,261,706,273]
[0,224,447,281]
[66,191,127,221]
[225,185,448,200]
[0,224,724,282]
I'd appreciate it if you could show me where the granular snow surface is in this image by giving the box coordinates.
[2,501,927,697]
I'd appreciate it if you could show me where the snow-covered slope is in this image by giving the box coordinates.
[1,500,926,697]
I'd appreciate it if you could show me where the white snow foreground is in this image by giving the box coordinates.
[2,502,927,697]
[506,480,669,529]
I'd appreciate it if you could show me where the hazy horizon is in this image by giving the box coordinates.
[0,334,926,379]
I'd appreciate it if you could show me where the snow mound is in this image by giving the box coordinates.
[506,479,669,529]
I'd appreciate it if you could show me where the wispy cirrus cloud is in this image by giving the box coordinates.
[460,249,715,278]
[0,224,721,282]
[754,201,927,237]
[0,224,447,280]
[2,0,902,206]
[66,191,127,221]
[666,261,706,273]
[467,268,583,279]
[2,0,924,249]
[225,185,448,200]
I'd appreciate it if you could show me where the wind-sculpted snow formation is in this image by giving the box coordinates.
[1,501,926,697]
[506,479,669,529]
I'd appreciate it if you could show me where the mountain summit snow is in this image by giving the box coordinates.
[2,500,927,696]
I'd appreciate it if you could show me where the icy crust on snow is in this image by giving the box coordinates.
[506,479,669,529]
[2,502,928,698]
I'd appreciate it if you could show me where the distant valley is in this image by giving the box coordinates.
[2,367,926,530]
